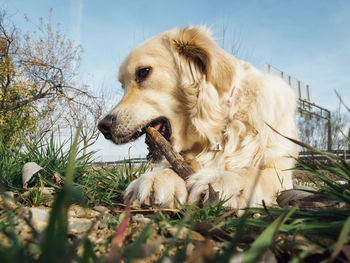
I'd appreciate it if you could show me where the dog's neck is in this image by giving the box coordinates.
[211,79,237,152]
[175,61,244,161]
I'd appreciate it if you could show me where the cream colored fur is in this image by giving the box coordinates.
[108,26,298,210]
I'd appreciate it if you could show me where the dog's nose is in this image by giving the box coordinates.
[98,115,114,139]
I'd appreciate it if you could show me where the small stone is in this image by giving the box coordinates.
[336,180,347,185]
[230,249,277,263]
[3,191,14,198]
[0,192,17,210]
[131,199,141,209]
[186,242,195,256]
[134,217,151,224]
[167,226,205,241]
[68,205,99,218]
[133,214,151,224]
[93,206,110,213]
[41,187,54,195]
[98,213,115,229]
[253,213,261,218]
[230,253,244,263]
[162,257,173,263]
[25,207,50,231]
[102,213,113,221]
[68,205,86,217]
[68,218,92,234]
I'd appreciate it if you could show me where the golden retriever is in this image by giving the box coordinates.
[98,26,298,210]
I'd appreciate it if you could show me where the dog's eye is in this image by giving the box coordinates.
[135,67,152,83]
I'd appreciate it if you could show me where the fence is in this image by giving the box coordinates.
[298,150,350,167]
[93,150,350,169]
[93,158,148,166]
[264,64,332,151]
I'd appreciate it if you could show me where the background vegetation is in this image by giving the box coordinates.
[0,9,106,149]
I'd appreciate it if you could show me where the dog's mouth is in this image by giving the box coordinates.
[145,118,172,162]
[118,117,171,143]
[117,117,172,162]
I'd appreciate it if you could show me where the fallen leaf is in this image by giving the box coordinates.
[22,162,43,188]
[194,222,232,241]
[214,209,238,224]
[53,172,63,185]
[277,234,321,253]
[277,189,349,209]
[277,188,314,208]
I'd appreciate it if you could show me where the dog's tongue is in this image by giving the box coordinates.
[153,123,162,131]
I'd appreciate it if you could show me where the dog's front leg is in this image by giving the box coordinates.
[124,167,187,208]
[186,167,278,211]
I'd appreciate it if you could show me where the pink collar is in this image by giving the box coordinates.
[229,85,235,98]
[225,84,235,107]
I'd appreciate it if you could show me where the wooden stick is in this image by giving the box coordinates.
[146,127,194,180]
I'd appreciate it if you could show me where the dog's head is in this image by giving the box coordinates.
[98,26,236,159]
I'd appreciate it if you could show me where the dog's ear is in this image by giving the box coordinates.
[170,27,236,144]
[172,27,210,75]
[171,26,235,95]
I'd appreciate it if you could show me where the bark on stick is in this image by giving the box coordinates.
[146,127,194,180]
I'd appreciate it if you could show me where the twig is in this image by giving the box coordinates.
[262,200,274,220]
[146,127,194,180]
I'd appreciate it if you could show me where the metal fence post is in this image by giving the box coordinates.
[327,111,332,152]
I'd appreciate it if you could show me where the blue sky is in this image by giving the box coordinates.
[2,0,350,160]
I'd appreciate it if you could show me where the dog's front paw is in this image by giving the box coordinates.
[124,168,187,208]
[187,169,251,210]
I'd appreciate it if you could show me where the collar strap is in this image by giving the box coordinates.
[225,83,235,107]
[229,85,235,98]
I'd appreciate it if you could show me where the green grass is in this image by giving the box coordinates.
[0,128,91,262]
[75,161,149,206]
[0,132,94,190]
[0,130,350,262]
